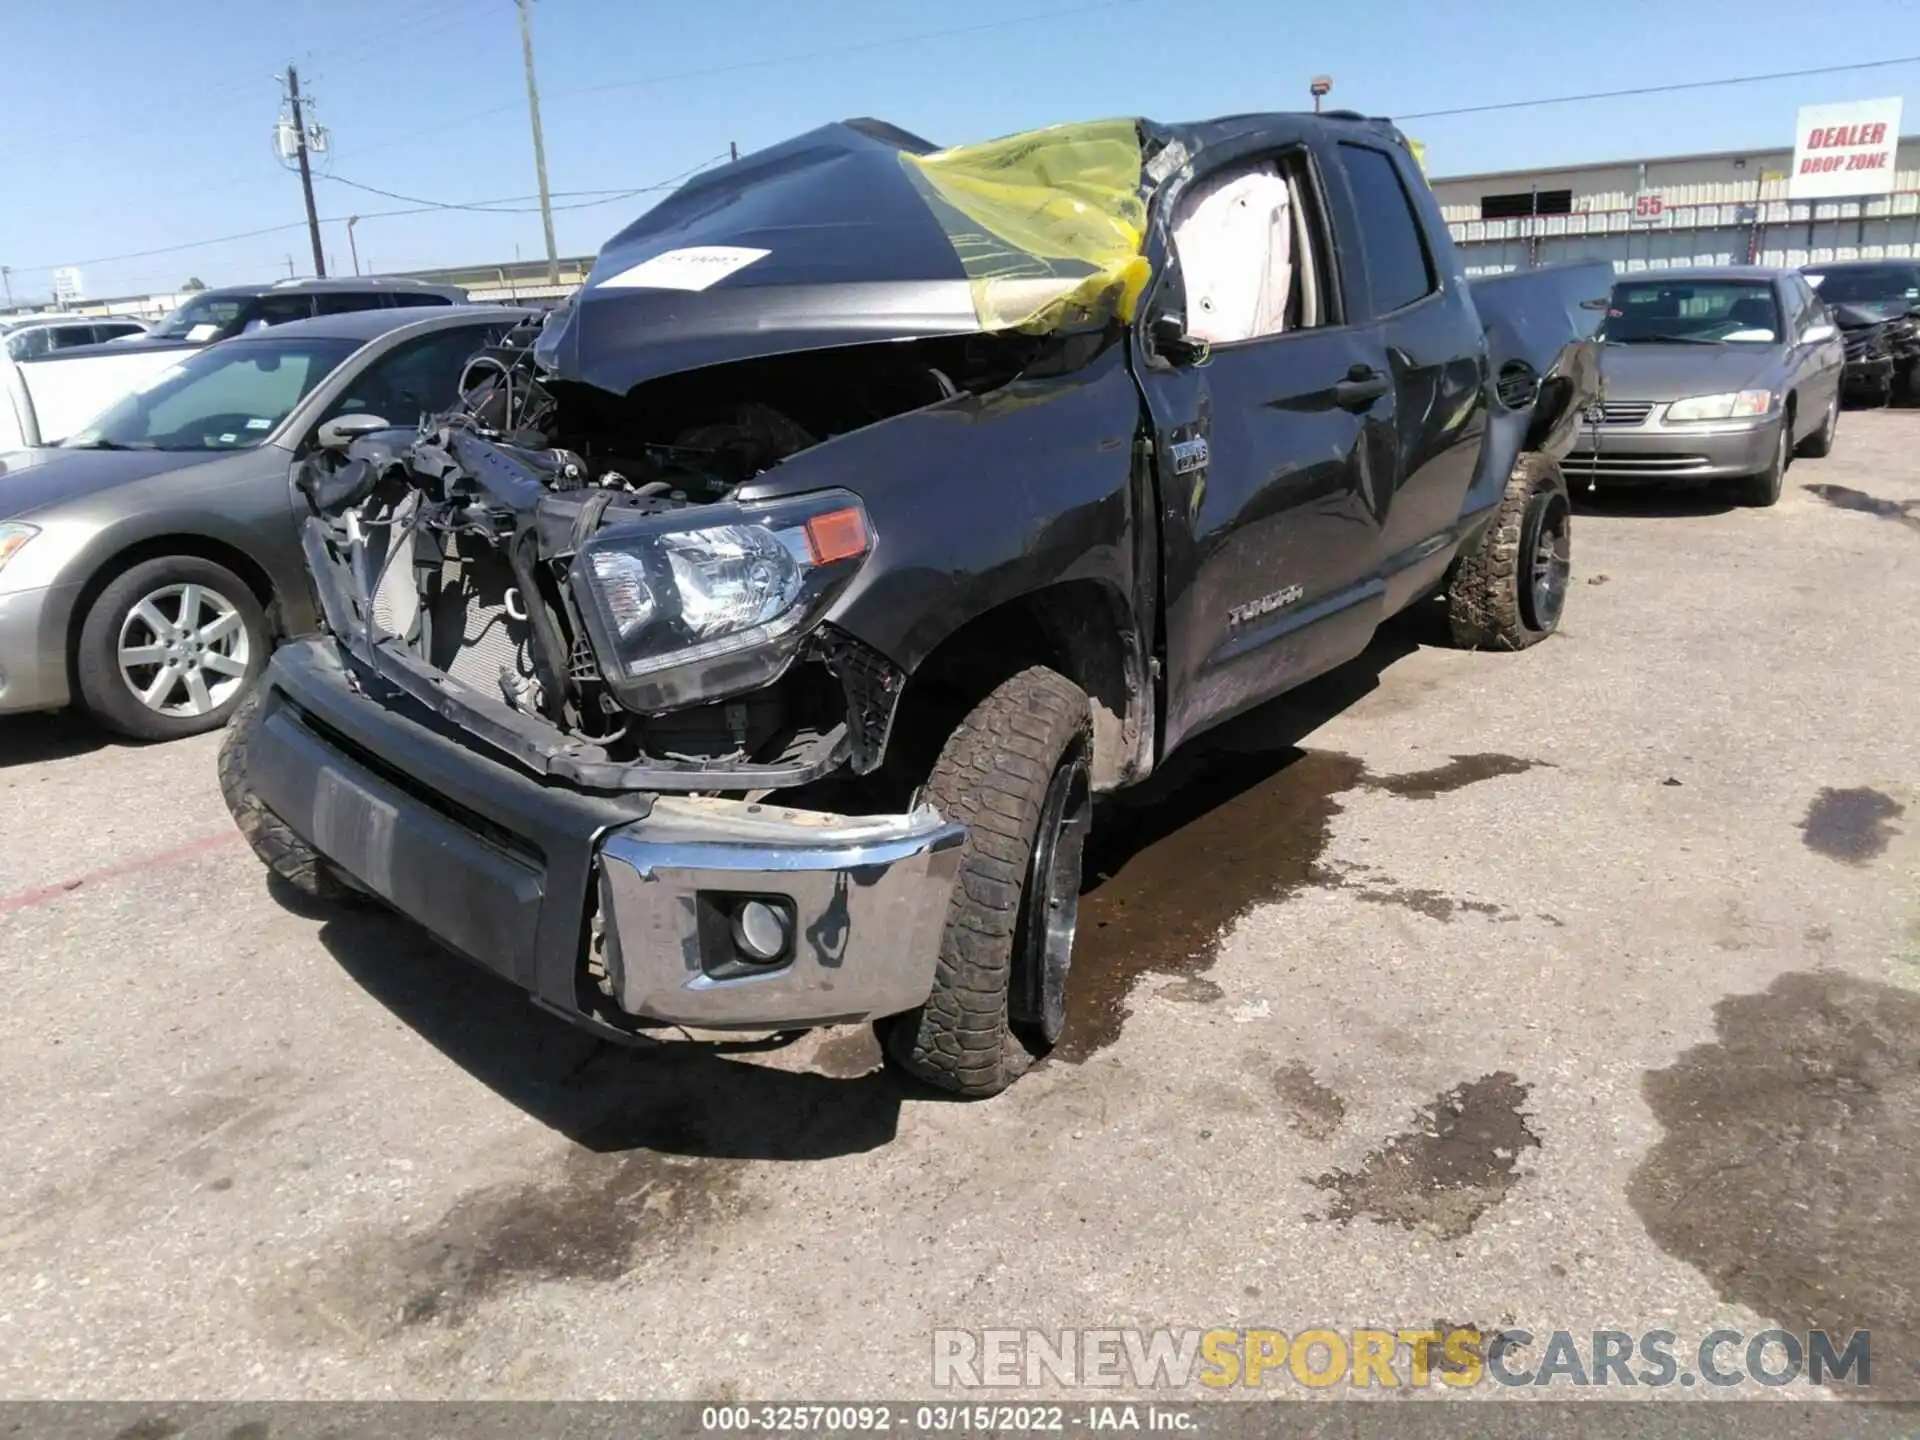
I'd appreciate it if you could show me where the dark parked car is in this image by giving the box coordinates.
[90,277,469,354]
[219,112,1605,1096]
[1800,259,1920,404]
[0,306,526,739]
[1567,267,1845,506]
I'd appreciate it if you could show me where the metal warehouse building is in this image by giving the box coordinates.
[1430,135,1920,275]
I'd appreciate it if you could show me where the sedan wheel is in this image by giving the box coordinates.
[76,556,269,741]
[118,583,251,719]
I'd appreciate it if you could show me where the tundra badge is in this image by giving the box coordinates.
[1228,584,1305,627]
[1169,436,1210,474]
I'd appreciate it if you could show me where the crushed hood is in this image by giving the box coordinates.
[538,117,1154,398]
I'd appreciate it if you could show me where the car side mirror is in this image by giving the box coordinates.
[1150,313,1210,366]
[1802,322,1837,344]
[316,413,392,451]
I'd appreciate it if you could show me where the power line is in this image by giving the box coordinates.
[1400,54,1920,121]
[559,0,1153,102]
[338,0,1158,165]
[0,0,490,163]
[5,155,734,275]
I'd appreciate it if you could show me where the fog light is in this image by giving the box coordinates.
[730,898,792,964]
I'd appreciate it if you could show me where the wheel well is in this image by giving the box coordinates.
[893,581,1143,792]
[67,535,279,680]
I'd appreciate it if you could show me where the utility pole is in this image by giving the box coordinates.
[284,65,327,277]
[1,266,12,309]
[347,216,362,275]
[730,140,739,162]
[516,0,559,284]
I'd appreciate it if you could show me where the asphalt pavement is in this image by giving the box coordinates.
[1,409,1915,1403]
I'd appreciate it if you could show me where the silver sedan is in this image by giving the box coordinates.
[0,306,525,740]
[1565,266,1846,507]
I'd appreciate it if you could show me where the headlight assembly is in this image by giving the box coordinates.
[571,490,871,712]
[0,522,39,575]
[1665,390,1773,422]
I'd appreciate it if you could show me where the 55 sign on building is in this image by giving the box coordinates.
[1789,97,1904,199]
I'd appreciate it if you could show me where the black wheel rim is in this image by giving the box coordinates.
[1011,739,1092,1048]
[1521,489,1571,633]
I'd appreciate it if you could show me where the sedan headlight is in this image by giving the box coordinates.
[0,522,39,574]
[1665,390,1773,422]
[571,489,872,712]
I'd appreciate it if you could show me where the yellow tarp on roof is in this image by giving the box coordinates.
[901,119,1152,334]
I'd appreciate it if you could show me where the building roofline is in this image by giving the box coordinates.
[1431,133,1920,187]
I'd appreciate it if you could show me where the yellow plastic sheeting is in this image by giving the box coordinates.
[902,119,1152,334]
[1408,138,1428,175]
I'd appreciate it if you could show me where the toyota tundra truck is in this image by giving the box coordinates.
[219,111,1607,1096]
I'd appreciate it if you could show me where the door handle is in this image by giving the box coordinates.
[1332,368,1390,410]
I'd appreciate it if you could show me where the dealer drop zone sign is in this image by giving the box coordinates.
[1789,97,1903,200]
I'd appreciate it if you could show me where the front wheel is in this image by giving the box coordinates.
[1795,393,1838,459]
[1445,452,1571,651]
[1734,416,1791,508]
[74,555,268,741]
[880,666,1092,1098]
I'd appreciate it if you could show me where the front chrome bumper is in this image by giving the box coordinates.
[1565,415,1779,485]
[244,639,965,1036]
[597,799,964,1028]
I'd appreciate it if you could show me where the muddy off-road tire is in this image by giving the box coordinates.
[1446,452,1571,651]
[881,666,1092,1098]
[218,686,360,904]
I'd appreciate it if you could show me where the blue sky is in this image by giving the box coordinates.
[1,0,1915,303]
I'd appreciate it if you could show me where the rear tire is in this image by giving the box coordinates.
[1795,393,1838,459]
[218,686,360,904]
[75,555,267,741]
[1734,416,1790,508]
[880,666,1092,1098]
[1445,452,1571,651]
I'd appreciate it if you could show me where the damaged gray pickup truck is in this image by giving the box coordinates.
[221,111,1607,1096]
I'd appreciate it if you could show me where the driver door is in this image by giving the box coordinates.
[1135,134,1395,754]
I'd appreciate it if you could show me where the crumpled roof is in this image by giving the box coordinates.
[537,117,1157,396]
[537,111,1423,397]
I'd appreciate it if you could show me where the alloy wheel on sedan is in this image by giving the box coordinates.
[117,582,252,718]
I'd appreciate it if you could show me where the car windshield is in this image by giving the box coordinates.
[1598,280,1782,344]
[63,336,359,452]
[1803,266,1920,306]
[149,294,247,342]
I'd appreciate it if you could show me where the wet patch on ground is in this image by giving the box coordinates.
[1799,787,1905,864]
[1629,972,1920,1396]
[1358,753,1548,801]
[1157,976,1225,1004]
[1803,483,1920,532]
[270,1144,743,1344]
[1312,858,1519,925]
[1059,749,1548,1060]
[1274,1061,1346,1140]
[1059,749,1365,1060]
[1312,1073,1540,1240]
[1410,1320,1498,1381]
[809,1028,883,1079]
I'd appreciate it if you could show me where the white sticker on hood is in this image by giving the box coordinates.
[595,246,771,292]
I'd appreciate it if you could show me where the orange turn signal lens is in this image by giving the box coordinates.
[803,507,870,565]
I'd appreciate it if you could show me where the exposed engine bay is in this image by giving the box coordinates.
[297,312,1051,791]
